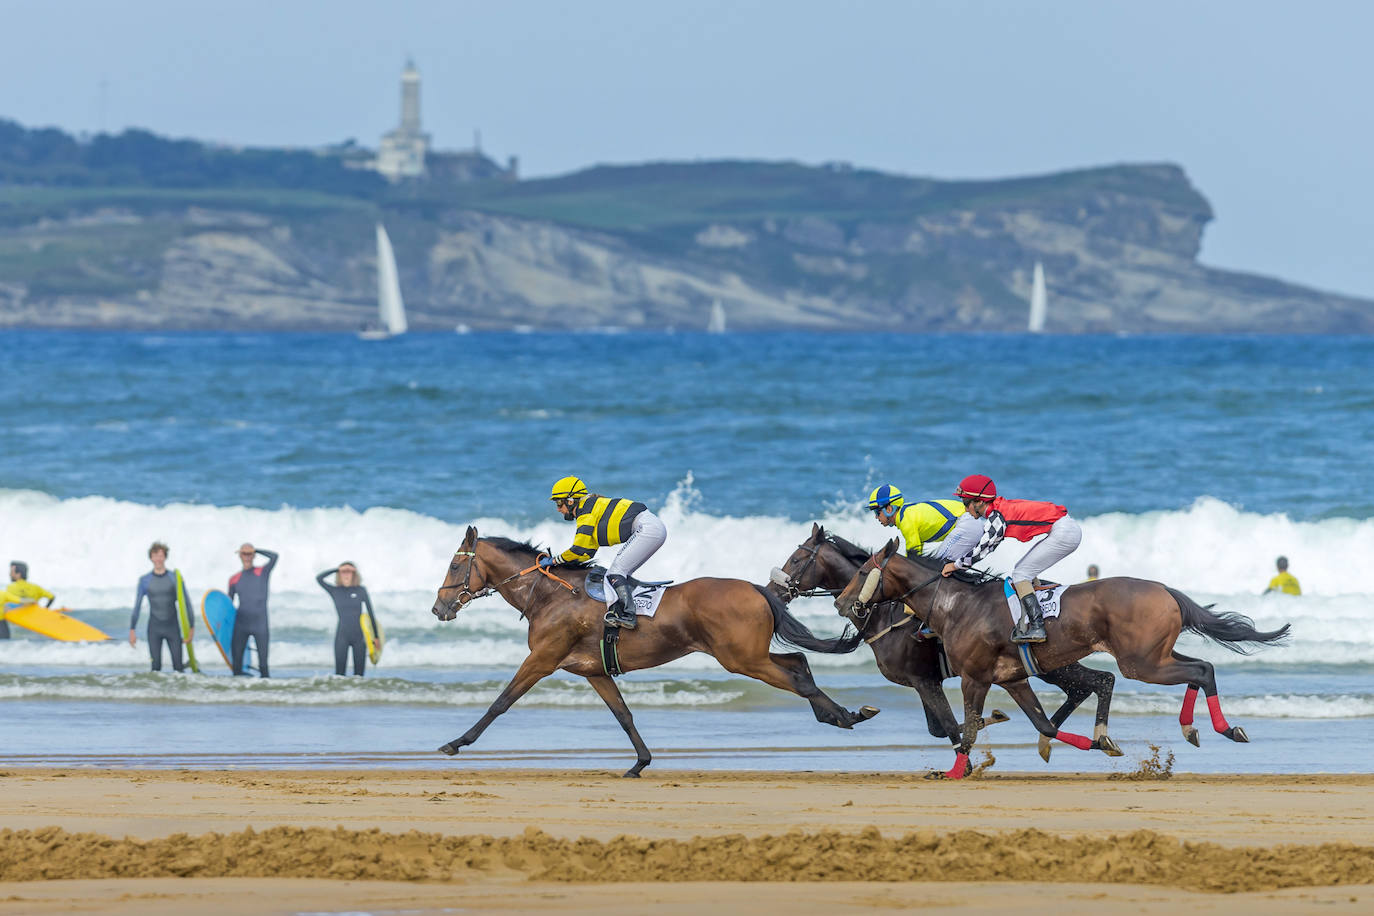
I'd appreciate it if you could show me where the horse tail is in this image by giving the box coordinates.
[754,584,862,655]
[1168,587,1291,655]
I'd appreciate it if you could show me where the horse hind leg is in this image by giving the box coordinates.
[1033,665,1121,760]
[734,651,879,730]
[1001,679,1094,752]
[1173,652,1248,744]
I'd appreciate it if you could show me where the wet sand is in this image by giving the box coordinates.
[0,768,1370,914]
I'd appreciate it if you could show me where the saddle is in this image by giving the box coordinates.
[585,567,673,603]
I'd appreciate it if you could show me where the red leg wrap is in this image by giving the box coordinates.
[1055,730,1093,750]
[1206,693,1231,733]
[943,752,969,779]
[1180,686,1198,726]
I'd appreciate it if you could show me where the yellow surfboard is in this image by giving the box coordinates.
[360,608,384,664]
[3,604,111,642]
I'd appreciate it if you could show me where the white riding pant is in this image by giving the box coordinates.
[1010,516,1082,583]
[927,514,984,561]
[605,511,667,607]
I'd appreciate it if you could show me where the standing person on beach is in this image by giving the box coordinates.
[129,542,195,672]
[1,561,56,639]
[316,562,374,676]
[1264,556,1301,595]
[228,543,277,677]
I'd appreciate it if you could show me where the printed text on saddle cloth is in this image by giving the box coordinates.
[586,571,667,618]
[1003,581,1066,627]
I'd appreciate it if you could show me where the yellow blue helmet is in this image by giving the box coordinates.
[866,484,903,512]
[550,476,588,501]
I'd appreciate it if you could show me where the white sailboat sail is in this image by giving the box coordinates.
[1028,261,1047,333]
[376,223,408,335]
[707,299,727,333]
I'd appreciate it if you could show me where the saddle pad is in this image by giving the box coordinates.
[587,569,667,618]
[1003,580,1067,627]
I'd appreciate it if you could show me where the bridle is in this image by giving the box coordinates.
[771,538,845,600]
[845,549,943,628]
[437,547,577,618]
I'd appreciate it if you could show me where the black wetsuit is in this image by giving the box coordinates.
[228,549,277,677]
[316,568,373,676]
[131,569,193,672]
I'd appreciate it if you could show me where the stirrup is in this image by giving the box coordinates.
[605,606,637,630]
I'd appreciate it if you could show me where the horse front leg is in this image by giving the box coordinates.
[1036,664,1121,760]
[1001,679,1094,753]
[585,674,653,778]
[933,678,989,780]
[438,653,559,755]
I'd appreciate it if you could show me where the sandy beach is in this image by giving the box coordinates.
[1,767,1370,915]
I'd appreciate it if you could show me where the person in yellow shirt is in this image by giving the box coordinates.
[1085,564,1100,581]
[865,485,964,557]
[2,561,56,639]
[1264,556,1301,595]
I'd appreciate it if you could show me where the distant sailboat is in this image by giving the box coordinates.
[707,299,727,333]
[360,223,408,340]
[1027,261,1047,333]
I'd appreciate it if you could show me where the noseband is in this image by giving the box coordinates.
[774,537,847,600]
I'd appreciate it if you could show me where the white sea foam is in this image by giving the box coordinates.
[1,485,1369,667]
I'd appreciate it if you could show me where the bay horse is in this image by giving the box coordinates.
[430,526,879,777]
[773,524,1121,761]
[834,540,1290,779]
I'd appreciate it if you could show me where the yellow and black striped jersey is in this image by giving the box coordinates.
[558,495,647,563]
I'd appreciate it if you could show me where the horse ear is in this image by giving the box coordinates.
[463,525,477,547]
[883,538,900,558]
[811,522,822,537]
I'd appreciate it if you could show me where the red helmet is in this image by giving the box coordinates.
[954,474,997,500]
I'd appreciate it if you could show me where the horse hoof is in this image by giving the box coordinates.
[1038,734,1052,763]
[1182,725,1200,747]
[438,743,460,756]
[1226,726,1249,744]
[1096,735,1125,757]
[624,760,649,777]
[986,709,1011,726]
[857,705,880,721]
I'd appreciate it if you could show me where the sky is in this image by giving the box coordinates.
[3,0,1371,299]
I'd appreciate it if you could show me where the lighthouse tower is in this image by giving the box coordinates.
[376,59,430,181]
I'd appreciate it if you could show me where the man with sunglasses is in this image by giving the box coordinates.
[228,543,278,677]
[865,485,965,558]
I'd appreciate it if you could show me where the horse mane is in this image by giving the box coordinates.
[820,530,875,566]
[480,536,590,569]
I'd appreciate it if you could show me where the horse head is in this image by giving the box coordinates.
[431,525,486,621]
[833,538,901,623]
[772,523,865,599]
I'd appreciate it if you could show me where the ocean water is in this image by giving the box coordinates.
[0,330,1370,774]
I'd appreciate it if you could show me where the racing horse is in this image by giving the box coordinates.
[772,523,1122,761]
[834,541,1290,779]
[430,526,879,777]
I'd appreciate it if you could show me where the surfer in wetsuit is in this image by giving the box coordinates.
[129,541,194,672]
[228,543,277,677]
[316,562,373,676]
[2,561,56,639]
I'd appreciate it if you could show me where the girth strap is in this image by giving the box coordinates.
[1018,642,1043,677]
[601,624,623,677]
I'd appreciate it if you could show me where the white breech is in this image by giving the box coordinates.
[1010,516,1082,583]
[605,511,667,608]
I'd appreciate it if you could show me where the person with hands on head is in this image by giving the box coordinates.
[228,543,278,677]
[316,561,374,676]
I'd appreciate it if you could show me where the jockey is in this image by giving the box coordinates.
[939,474,1082,644]
[866,485,965,557]
[544,476,667,630]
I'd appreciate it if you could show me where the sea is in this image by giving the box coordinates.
[0,330,1370,775]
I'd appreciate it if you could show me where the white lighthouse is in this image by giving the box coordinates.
[375,59,430,181]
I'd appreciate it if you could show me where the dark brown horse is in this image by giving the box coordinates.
[772,523,1122,761]
[834,540,1290,779]
[430,526,879,777]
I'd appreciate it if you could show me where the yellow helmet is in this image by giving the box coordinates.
[866,484,903,511]
[550,476,588,501]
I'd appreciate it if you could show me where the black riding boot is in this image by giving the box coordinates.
[1013,592,1047,644]
[605,574,638,630]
